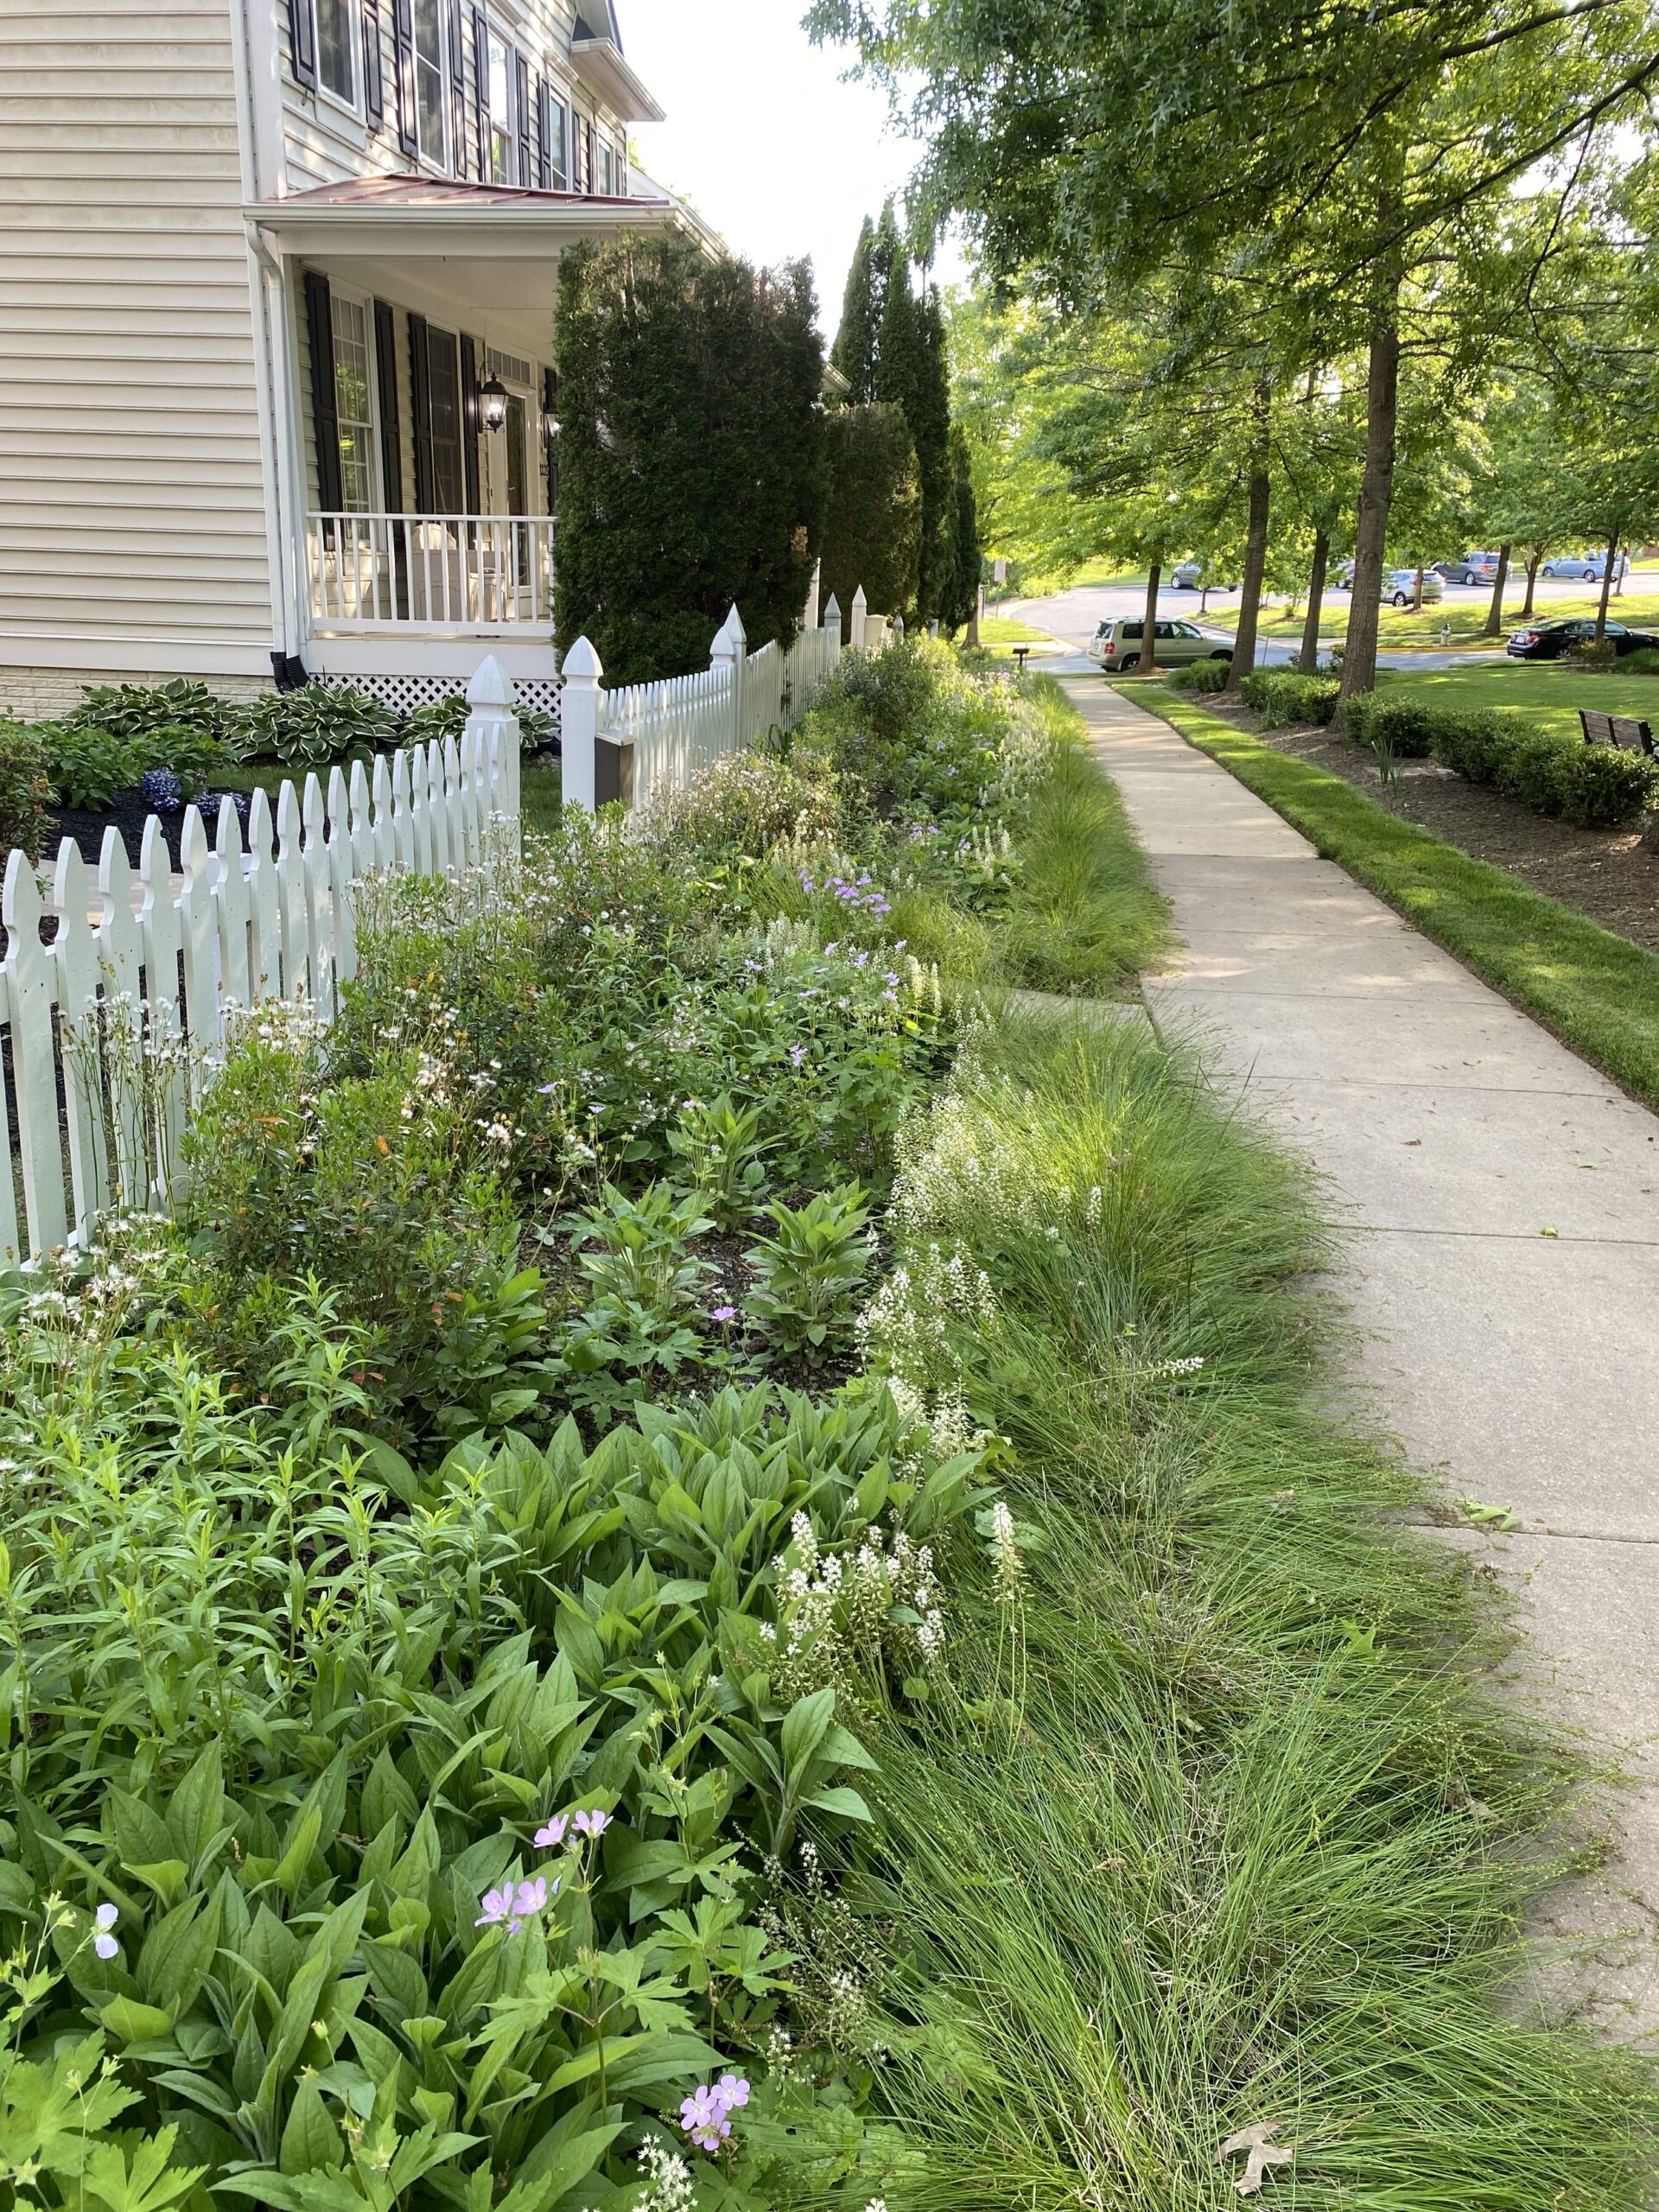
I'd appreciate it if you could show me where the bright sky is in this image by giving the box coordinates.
[616,0,967,329]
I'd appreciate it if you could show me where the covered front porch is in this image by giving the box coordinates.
[247,178,695,683]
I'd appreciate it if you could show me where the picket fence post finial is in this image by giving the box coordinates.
[711,606,747,751]
[467,652,514,709]
[824,593,842,651]
[849,584,868,650]
[562,635,603,815]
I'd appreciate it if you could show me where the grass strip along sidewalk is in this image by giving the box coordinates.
[2,649,1652,2210]
[1139,686,1659,1112]
[861,1004,1656,2208]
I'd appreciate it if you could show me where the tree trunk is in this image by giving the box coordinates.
[1594,526,1619,639]
[967,580,982,648]
[1222,385,1272,696]
[1412,564,1425,613]
[1299,530,1329,672]
[1521,546,1541,618]
[1139,562,1161,675]
[1339,260,1402,702]
[1482,543,1510,637]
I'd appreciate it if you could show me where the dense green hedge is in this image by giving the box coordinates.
[1343,696,1657,828]
[1237,667,1340,727]
[1164,657,1229,693]
[554,236,828,684]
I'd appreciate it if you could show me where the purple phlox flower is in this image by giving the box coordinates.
[534,1813,571,1848]
[871,899,892,916]
[475,1885,515,1929]
[681,2075,750,2154]
[572,1807,612,1840]
[512,1876,551,1923]
[709,1303,738,1324]
[789,1043,807,1070]
[537,1082,559,1095]
[852,950,869,969]
[92,1902,119,1961]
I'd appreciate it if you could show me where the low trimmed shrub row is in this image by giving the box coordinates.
[1431,708,1657,827]
[1164,656,1229,693]
[1343,695,1657,828]
[1237,667,1340,728]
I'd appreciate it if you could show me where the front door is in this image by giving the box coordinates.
[482,379,536,619]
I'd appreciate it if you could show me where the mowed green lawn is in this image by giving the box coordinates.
[1255,575,1659,649]
[1371,656,1659,737]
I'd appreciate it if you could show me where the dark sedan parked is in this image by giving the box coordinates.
[1506,617,1659,660]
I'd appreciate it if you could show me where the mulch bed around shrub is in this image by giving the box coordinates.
[46,788,252,872]
[1205,700,1659,956]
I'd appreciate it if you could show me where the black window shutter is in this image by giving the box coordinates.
[409,312,434,511]
[585,118,595,194]
[459,334,481,512]
[391,0,418,154]
[290,0,318,86]
[449,3,469,175]
[361,0,384,124]
[303,270,342,513]
[513,51,531,185]
[535,77,551,188]
[373,298,402,506]
[471,7,490,177]
[542,365,560,512]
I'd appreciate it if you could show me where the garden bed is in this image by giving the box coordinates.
[1206,692,1659,954]
[3,645,1654,2211]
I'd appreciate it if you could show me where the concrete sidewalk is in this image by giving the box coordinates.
[1068,677,1659,2038]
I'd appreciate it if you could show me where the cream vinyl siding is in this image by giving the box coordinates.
[275,0,622,197]
[0,0,276,677]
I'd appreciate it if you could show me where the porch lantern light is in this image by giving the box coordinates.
[480,371,510,434]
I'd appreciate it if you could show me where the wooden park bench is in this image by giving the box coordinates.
[1580,707,1655,754]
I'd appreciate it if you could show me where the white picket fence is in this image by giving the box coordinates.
[0,575,888,1265]
[561,577,854,811]
[0,664,522,1267]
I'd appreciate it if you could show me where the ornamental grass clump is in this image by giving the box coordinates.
[848,1003,1658,2207]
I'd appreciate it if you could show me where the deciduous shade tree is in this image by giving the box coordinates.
[554,237,829,684]
[818,402,923,626]
[808,0,1659,697]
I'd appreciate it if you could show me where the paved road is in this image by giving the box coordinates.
[1007,575,1652,673]
[1071,676,1659,2041]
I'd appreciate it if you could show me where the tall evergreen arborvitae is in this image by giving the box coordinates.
[554,238,828,684]
[831,216,880,403]
[910,286,956,625]
[947,423,982,632]
[830,203,978,628]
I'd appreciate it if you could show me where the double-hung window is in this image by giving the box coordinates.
[412,0,448,163]
[487,28,517,182]
[331,296,376,512]
[315,0,358,103]
[543,89,568,187]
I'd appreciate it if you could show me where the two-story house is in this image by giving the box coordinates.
[0,0,702,719]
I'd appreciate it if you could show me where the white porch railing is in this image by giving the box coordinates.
[0,663,523,1268]
[308,512,556,632]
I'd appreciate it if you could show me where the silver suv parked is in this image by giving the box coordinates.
[1089,617,1234,672]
